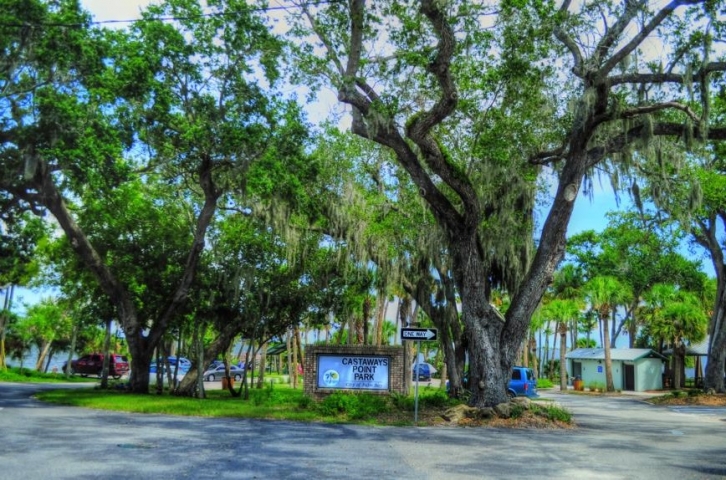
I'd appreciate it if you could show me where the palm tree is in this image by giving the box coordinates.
[584,276,633,392]
[641,284,708,388]
[545,299,582,391]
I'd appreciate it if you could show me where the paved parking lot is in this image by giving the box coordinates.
[1,382,725,479]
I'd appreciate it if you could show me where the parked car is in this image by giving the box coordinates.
[167,356,191,370]
[206,360,225,370]
[445,366,539,399]
[150,357,191,374]
[202,364,244,382]
[413,363,432,381]
[508,366,538,398]
[149,365,186,387]
[63,353,129,379]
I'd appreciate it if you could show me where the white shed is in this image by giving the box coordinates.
[565,348,666,392]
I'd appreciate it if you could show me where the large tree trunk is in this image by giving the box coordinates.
[452,235,517,408]
[705,282,726,393]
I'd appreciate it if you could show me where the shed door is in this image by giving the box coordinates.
[573,362,582,379]
[624,364,635,391]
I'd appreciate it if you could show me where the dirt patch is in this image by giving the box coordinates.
[648,392,726,407]
[373,401,575,429]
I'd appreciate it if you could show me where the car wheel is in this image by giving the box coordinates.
[207,374,215,382]
[234,374,241,381]
[507,391,516,399]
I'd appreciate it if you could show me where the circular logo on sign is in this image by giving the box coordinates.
[322,369,340,387]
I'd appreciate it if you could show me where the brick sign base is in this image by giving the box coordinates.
[304,345,405,400]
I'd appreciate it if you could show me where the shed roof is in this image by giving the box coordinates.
[663,337,709,356]
[565,348,666,361]
[266,344,287,355]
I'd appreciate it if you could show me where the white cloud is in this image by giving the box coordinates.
[81,1,153,23]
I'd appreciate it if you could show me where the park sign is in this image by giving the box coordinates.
[400,327,438,341]
[316,354,390,391]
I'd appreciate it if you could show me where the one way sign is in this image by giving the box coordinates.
[400,327,438,341]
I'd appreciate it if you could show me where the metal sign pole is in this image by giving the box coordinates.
[414,339,420,423]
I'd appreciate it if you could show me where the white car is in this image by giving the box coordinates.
[202,364,244,382]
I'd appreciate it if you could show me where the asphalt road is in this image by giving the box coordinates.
[1,383,724,480]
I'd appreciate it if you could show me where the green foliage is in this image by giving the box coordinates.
[296,394,314,410]
[509,402,526,419]
[537,378,554,389]
[315,392,391,420]
[531,403,572,423]
[389,392,414,411]
[587,381,605,391]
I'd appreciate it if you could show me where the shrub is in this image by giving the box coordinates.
[316,392,391,420]
[532,403,572,423]
[537,378,554,389]
[509,402,526,419]
[418,389,451,409]
[587,381,605,392]
[390,392,414,411]
[296,395,314,409]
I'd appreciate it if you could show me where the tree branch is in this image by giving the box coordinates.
[598,0,703,78]
[593,0,642,68]
[609,62,726,86]
[403,0,480,231]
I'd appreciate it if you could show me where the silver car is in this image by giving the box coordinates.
[202,364,244,382]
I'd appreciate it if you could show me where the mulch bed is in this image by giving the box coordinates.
[648,392,726,406]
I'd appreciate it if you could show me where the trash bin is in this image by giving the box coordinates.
[221,376,234,389]
[573,376,583,391]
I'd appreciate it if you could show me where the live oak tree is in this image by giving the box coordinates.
[289,0,726,406]
[0,0,304,392]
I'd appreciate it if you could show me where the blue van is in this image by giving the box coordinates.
[446,366,539,398]
[413,363,432,381]
[508,366,538,398]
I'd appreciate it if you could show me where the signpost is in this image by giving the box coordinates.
[400,327,438,422]
[400,328,438,341]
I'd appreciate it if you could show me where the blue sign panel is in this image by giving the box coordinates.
[317,355,390,390]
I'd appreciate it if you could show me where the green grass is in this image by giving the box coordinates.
[29,376,572,427]
[36,384,323,421]
[0,366,97,384]
[34,382,465,426]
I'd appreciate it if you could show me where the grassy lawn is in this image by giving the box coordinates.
[0,366,97,384]
[35,382,460,426]
[31,380,573,428]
